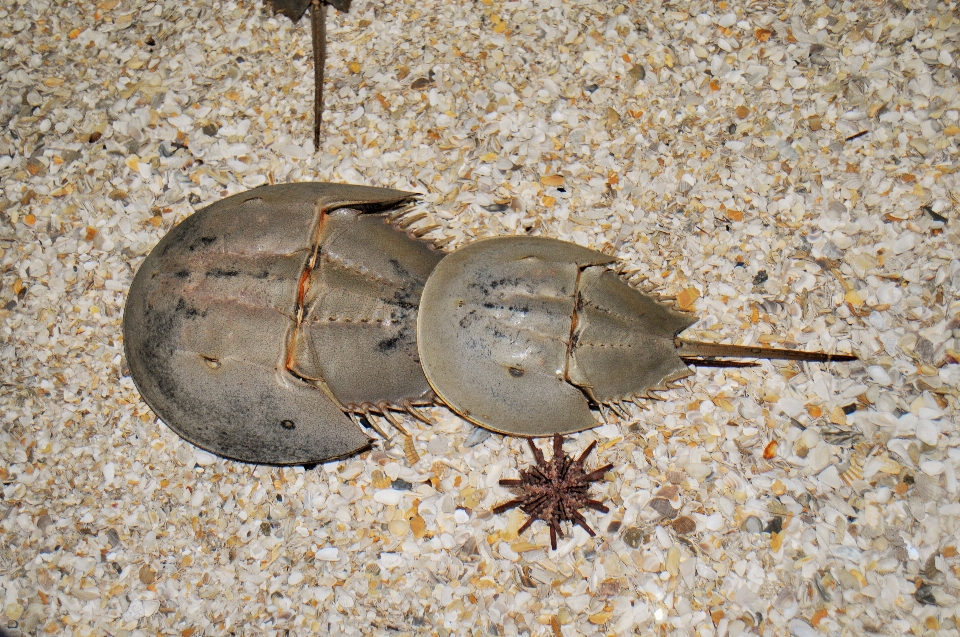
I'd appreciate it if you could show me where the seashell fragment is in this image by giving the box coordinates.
[874,557,900,574]
[649,497,678,519]
[742,516,763,533]
[622,526,647,549]
[671,515,697,534]
[839,449,866,486]
[464,426,493,448]
[722,471,748,493]
[665,470,685,485]
[915,473,943,501]
[916,420,940,446]
[866,365,893,385]
[920,460,946,476]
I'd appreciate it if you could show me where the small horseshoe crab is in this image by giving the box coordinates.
[124,183,856,465]
[416,235,856,437]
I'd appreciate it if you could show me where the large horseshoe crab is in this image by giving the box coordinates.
[123,183,856,465]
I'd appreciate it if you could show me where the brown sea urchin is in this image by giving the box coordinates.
[494,434,613,550]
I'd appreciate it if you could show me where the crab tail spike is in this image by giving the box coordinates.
[675,339,858,363]
[310,0,326,149]
[681,358,761,368]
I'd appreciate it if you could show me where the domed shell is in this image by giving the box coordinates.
[416,237,696,436]
[124,183,441,464]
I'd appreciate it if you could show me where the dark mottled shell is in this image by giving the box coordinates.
[124,183,441,465]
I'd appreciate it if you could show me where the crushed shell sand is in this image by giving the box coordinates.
[2,0,960,635]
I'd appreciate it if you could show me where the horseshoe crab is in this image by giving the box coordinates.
[124,183,443,465]
[124,183,856,465]
[416,236,856,436]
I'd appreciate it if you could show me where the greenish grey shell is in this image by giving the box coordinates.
[416,237,696,436]
[123,183,442,465]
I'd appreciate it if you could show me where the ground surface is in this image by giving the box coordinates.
[1,0,960,635]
